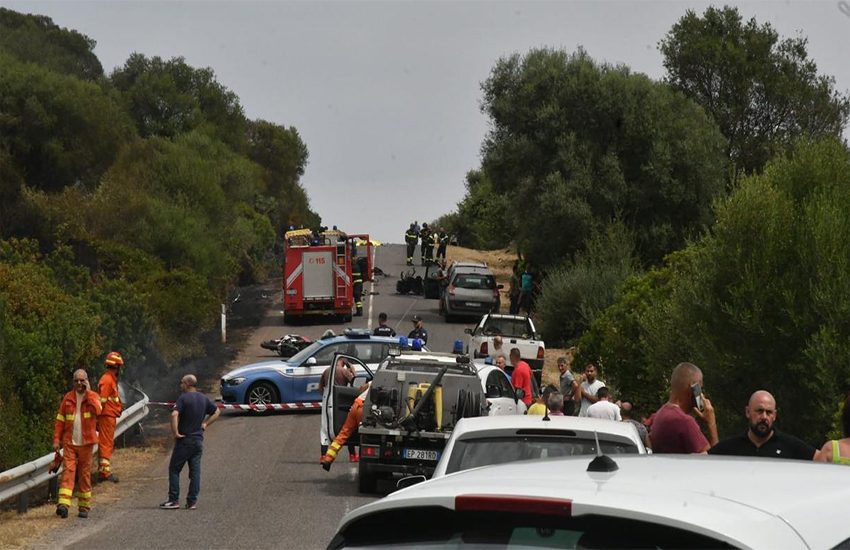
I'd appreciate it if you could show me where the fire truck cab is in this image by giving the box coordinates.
[282,229,373,324]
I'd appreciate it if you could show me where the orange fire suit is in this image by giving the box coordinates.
[97,369,122,479]
[321,393,366,468]
[53,389,102,511]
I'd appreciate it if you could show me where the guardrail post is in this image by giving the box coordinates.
[17,491,29,514]
[221,303,227,343]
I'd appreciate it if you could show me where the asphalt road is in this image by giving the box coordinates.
[32,244,477,550]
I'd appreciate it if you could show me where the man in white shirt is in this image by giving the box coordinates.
[579,363,606,417]
[586,387,622,421]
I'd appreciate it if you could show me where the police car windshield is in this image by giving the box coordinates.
[288,341,325,364]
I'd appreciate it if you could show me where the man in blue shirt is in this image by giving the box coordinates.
[160,374,220,510]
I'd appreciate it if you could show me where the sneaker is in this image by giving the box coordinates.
[348,453,360,462]
[78,509,89,519]
[185,502,197,510]
[56,505,68,519]
[159,500,180,510]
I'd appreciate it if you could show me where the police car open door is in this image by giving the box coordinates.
[322,353,373,442]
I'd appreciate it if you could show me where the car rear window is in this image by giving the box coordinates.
[481,317,533,337]
[445,436,639,474]
[331,508,734,549]
[454,273,496,290]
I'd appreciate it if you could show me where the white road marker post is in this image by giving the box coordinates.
[221,303,226,343]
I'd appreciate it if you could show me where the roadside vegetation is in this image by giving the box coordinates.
[435,6,850,442]
[0,8,318,469]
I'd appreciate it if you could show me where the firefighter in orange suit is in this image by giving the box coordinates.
[53,369,102,519]
[97,351,123,482]
[320,385,369,471]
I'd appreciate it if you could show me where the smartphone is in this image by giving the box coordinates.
[691,382,705,412]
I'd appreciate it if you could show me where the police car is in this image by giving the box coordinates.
[220,330,408,406]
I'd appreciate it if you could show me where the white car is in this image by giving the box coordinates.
[329,454,850,549]
[465,313,545,370]
[475,364,528,417]
[431,415,646,478]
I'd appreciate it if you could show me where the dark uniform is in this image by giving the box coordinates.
[373,325,396,337]
[436,231,449,260]
[404,225,418,266]
[352,255,368,317]
[408,327,428,344]
[420,224,432,265]
[709,430,816,460]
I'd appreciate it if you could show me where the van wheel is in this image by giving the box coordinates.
[358,462,378,494]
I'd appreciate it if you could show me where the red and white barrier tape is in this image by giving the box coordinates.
[148,401,322,411]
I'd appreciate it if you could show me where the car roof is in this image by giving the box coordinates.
[336,455,850,549]
[391,351,471,364]
[479,313,531,322]
[448,415,645,447]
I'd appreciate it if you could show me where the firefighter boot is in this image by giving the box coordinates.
[56,505,69,519]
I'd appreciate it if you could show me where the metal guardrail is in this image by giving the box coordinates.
[0,385,149,510]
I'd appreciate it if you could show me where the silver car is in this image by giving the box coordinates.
[439,264,502,321]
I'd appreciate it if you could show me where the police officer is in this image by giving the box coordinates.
[408,315,428,344]
[373,312,396,337]
[404,223,418,266]
[420,223,432,265]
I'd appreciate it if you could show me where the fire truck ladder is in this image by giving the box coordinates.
[335,240,348,299]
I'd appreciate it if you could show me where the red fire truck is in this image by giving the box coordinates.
[282,229,373,324]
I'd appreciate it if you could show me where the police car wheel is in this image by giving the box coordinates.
[247,382,279,406]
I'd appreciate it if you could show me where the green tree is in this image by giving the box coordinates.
[0,8,103,81]
[110,54,247,152]
[0,52,136,199]
[582,139,850,444]
[660,5,850,175]
[537,221,638,346]
[478,48,727,267]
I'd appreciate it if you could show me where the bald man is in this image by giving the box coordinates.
[649,362,718,454]
[709,390,815,460]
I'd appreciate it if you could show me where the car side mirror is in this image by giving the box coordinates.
[396,475,426,490]
[463,328,473,335]
[306,357,317,366]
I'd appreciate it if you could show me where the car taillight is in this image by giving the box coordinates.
[537,346,545,360]
[480,342,488,355]
[455,495,572,517]
[361,445,378,457]
[448,285,455,296]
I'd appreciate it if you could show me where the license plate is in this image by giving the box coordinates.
[464,302,481,307]
[403,448,439,461]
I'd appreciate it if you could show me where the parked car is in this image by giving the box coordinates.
[465,313,545,370]
[220,330,405,406]
[431,415,646,478]
[439,263,502,321]
[329,455,850,549]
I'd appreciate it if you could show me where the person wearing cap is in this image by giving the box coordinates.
[97,351,124,483]
[373,312,396,337]
[408,315,428,344]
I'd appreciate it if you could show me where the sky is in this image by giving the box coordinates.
[3,1,850,243]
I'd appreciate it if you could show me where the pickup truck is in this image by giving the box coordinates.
[465,313,545,374]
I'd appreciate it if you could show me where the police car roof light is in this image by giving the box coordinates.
[344,328,372,339]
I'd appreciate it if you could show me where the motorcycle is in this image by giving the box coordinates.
[260,333,313,357]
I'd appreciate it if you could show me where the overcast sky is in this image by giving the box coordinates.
[4,1,849,242]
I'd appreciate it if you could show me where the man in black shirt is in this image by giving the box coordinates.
[373,312,396,337]
[709,390,815,460]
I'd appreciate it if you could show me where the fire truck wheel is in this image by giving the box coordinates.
[343,313,353,323]
[246,382,279,406]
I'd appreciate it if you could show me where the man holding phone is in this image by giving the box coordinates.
[649,362,719,453]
